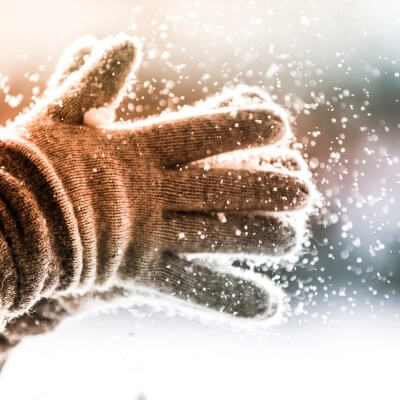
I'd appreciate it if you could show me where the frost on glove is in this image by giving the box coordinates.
[0,35,314,359]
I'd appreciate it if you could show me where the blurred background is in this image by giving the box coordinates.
[0,0,399,398]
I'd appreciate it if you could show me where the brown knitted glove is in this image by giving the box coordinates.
[0,35,312,359]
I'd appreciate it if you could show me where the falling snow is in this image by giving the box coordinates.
[0,0,399,331]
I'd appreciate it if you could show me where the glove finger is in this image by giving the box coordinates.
[162,212,296,256]
[141,251,280,319]
[46,34,137,124]
[141,108,288,167]
[162,167,309,212]
[47,35,97,91]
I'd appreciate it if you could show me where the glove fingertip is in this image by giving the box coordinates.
[47,35,98,92]
[46,34,141,124]
[89,33,139,84]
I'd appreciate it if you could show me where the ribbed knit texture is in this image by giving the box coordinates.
[0,35,312,360]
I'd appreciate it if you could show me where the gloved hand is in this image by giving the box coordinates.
[0,34,312,360]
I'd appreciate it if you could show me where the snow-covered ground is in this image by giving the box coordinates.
[1,301,399,400]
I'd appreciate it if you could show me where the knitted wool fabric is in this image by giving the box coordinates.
[0,35,312,360]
